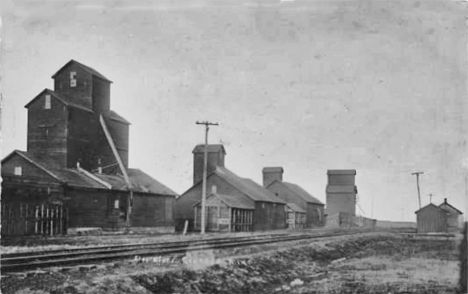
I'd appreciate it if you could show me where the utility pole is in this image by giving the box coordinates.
[411,172,424,209]
[196,121,219,234]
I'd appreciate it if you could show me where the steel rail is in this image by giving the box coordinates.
[1,229,371,273]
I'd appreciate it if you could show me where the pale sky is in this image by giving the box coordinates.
[2,0,467,222]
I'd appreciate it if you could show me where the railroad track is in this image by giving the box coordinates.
[1,228,404,273]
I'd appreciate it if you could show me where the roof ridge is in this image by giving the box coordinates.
[8,151,63,183]
[282,181,323,205]
[214,167,284,204]
[51,60,112,83]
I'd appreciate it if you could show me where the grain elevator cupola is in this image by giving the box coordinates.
[24,60,129,172]
[192,144,226,184]
[52,59,112,117]
[326,170,358,217]
[262,167,284,187]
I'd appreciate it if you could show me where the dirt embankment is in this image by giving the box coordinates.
[2,233,462,294]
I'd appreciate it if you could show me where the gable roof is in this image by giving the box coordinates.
[109,110,131,125]
[279,181,323,205]
[192,144,226,154]
[24,89,130,125]
[2,150,109,189]
[2,150,63,182]
[127,168,178,196]
[2,151,176,196]
[213,167,285,204]
[286,202,306,213]
[24,89,93,112]
[415,203,447,214]
[193,193,255,210]
[51,60,112,83]
[439,201,463,215]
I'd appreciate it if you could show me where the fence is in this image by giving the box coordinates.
[325,212,376,229]
[1,203,67,236]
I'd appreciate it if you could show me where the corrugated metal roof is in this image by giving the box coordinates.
[326,185,357,193]
[282,182,323,205]
[286,202,306,213]
[192,144,226,154]
[214,167,285,204]
[51,60,112,83]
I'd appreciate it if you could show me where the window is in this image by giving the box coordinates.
[14,166,22,176]
[70,71,77,87]
[114,199,119,209]
[44,94,51,109]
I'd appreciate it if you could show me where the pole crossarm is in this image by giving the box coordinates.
[196,121,219,234]
[411,171,424,209]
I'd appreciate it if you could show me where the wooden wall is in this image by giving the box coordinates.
[253,202,286,231]
[416,205,448,233]
[27,94,68,167]
[306,202,325,228]
[53,63,93,108]
[131,193,174,227]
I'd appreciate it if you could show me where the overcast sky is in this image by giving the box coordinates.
[2,0,467,221]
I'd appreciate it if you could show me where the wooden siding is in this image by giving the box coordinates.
[2,154,58,184]
[106,119,129,168]
[193,195,253,232]
[327,174,355,186]
[416,205,448,233]
[267,181,307,209]
[53,63,93,108]
[27,95,68,167]
[193,151,224,184]
[65,188,126,229]
[326,192,355,217]
[253,202,286,231]
[175,173,243,227]
[92,77,111,116]
[439,203,463,232]
[266,182,324,228]
[67,107,98,170]
[176,173,285,232]
[306,203,325,227]
[131,193,174,227]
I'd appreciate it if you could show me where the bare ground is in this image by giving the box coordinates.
[1,231,462,294]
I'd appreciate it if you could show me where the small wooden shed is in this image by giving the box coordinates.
[285,203,306,230]
[415,203,448,233]
[193,193,254,232]
[439,198,463,232]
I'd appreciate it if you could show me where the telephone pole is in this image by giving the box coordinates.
[411,172,424,209]
[196,121,219,234]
